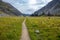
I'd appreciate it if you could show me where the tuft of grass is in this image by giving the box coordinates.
[26,17,60,40]
[0,17,24,40]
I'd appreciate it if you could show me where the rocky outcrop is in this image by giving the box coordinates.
[0,0,23,16]
[32,0,60,16]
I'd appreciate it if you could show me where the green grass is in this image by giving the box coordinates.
[0,17,24,40]
[26,17,60,40]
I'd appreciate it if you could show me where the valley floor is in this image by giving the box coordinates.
[0,17,60,40]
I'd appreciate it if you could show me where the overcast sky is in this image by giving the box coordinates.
[3,0,52,14]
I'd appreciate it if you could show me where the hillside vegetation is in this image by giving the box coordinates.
[0,1,22,16]
[0,17,24,40]
[26,17,60,40]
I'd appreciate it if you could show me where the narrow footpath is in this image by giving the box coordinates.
[20,19,30,40]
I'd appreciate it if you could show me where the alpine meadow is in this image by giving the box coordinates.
[26,17,60,40]
[0,0,60,40]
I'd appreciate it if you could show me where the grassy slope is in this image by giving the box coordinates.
[0,11,4,14]
[0,17,24,40]
[0,1,22,16]
[0,2,12,15]
[26,17,60,40]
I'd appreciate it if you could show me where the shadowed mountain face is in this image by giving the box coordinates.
[32,0,60,16]
[0,0,23,16]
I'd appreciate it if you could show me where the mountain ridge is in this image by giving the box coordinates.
[31,0,60,16]
[0,0,23,16]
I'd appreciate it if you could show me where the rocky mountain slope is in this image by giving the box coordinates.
[0,0,23,16]
[32,0,60,16]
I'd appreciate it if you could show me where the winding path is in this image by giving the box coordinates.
[20,19,30,40]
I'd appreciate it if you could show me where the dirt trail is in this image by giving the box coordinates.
[20,19,30,40]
